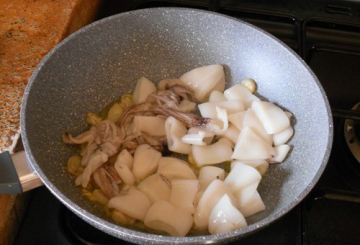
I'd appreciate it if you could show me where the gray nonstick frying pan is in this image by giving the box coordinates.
[5,8,333,244]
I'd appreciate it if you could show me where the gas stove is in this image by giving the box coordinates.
[14,1,360,244]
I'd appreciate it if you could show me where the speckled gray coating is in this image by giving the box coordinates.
[21,8,333,244]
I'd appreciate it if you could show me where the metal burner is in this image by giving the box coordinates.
[344,102,360,163]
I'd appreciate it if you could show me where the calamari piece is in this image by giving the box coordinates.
[177,100,197,112]
[198,100,245,119]
[232,127,274,161]
[137,174,171,203]
[236,159,269,176]
[228,111,246,131]
[80,142,98,166]
[244,94,260,109]
[115,149,134,170]
[108,187,152,221]
[133,116,166,137]
[62,126,97,145]
[273,125,294,146]
[208,194,247,235]
[268,144,291,163]
[103,163,122,184]
[167,84,195,102]
[205,106,229,135]
[208,90,227,102]
[157,157,197,180]
[153,107,210,128]
[179,64,225,102]
[79,151,108,188]
[243,108,273,145]
[146,90,180,108]
[251,101,290,134]
[92,167,120,199]
[114,164,135,186]
[233,183,265,217]
[221,124,240,144]
[118,102,155,128]
[192,138,233,167]
[181,128,214,146]
[170,179,199,214]
[144,200,194,237]
[157,78,186,91]
[198,166,225,191]
[194,190,204,208]
[194,179,237,230]
[132,77,157,104]
[224,84,253,101]
[224,161,261,193]
[165,116,191,154]
[132,144,162,180]
[114,150,135,186]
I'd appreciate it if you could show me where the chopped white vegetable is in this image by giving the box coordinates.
[232,127,274,161]
[221,124,240,144]
[170,179,199,214]
[237,159,269,176]
[132,144,161,180]
[198,166,225,191]
[225,161,262,193]
[252,101,290,134]
[198,100,245,119]
[108,187,151,221]
[224,83,252,101]
[242,108,273,145]
[268,144,291,163]
[208,90,227,102]
[133,116,166,137]
[228,111,246,130]
[132,77,157,104]
[137,174,171,203]
[273,125,294,146]
[233,184,265,217]
[194,179,237,230]
[180,64,225,102]
[182,129,214,146]
[157,157,197,180]
[144,200,194,237]
[208,194,247,235]
[165,116,191,154]
[192,138,233,167]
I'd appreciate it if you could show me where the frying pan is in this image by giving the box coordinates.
[18,8,332,244]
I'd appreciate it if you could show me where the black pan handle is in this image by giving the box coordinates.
[332,108,360,121]
[0,151,22,194]
[0,151,42,194]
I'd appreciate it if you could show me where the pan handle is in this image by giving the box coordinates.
[0,151,42,194]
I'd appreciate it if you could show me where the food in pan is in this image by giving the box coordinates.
[62,64,294,236]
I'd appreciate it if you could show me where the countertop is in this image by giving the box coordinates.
[0,0,101,244]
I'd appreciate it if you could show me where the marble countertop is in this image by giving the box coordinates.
[0,0,101,244]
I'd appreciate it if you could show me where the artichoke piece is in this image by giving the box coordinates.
[67,155,83,176]
[107,103,124,123]
[86,112,103,125]
[120,94,133,109]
